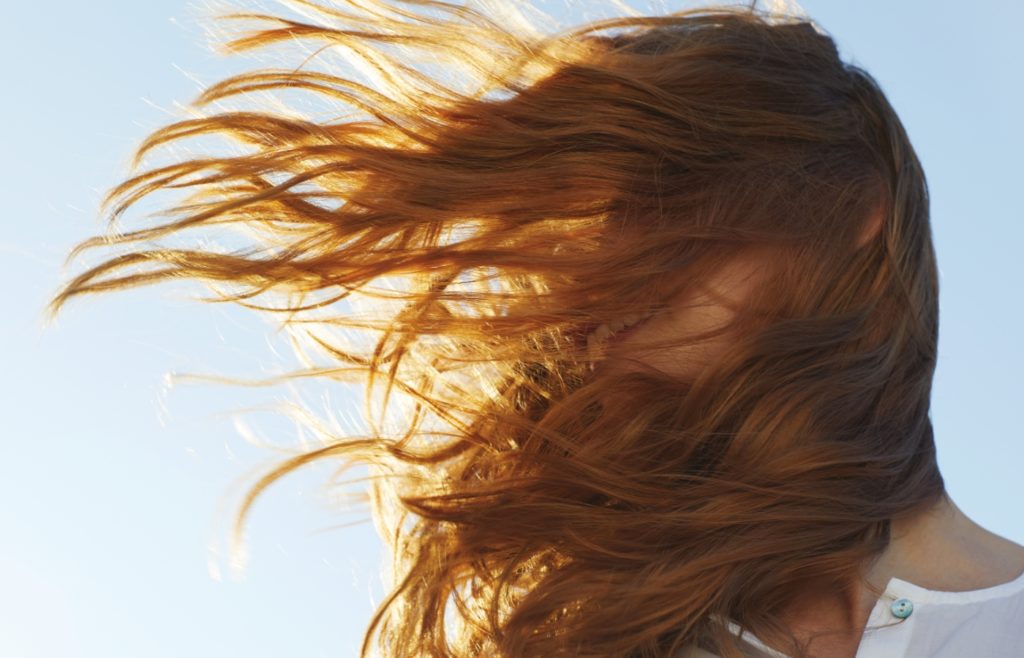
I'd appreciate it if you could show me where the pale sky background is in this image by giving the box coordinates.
[2,1,1021,657]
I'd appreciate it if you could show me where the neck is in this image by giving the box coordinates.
[766,493,1024,657]
[862,493,1024,598]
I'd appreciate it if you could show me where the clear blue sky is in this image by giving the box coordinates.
[2,1,1021,656]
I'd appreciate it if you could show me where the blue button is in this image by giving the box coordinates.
[890,598,914,619]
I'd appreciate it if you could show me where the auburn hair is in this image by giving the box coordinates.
[51,1,946,656]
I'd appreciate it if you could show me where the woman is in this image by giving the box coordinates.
[51,0,1024,656]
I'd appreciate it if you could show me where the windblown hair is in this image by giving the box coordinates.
[52,0,946,656]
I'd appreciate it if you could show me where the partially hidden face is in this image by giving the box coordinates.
[586,246,777,379]
[583,201,884,378]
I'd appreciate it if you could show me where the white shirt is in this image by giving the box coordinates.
[674,568,1024,657]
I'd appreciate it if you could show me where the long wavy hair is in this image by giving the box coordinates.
[51,0,946,656]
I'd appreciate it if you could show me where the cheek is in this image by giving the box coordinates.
[651,285,738,343]
[609,296,735,375]
[605,249,773,375]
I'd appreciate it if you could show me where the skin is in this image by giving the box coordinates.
[603,244,773,378]
[604,208,1024,656]
[768,496,1024,658]
[606,203,884,379]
